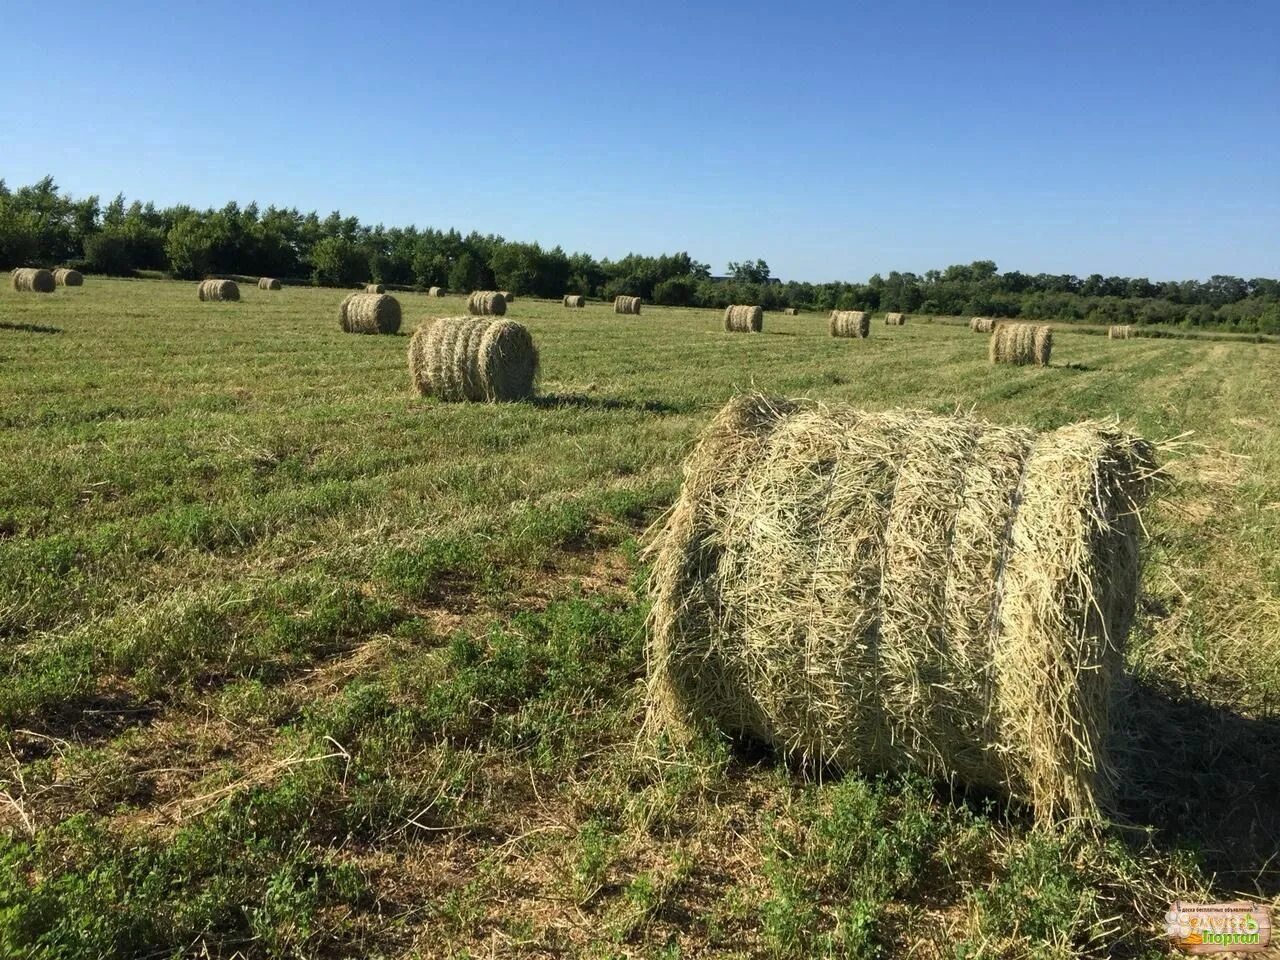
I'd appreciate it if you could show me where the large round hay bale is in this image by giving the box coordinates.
[646,394,1158,822]
[829,310,870,338]
[366,283,386,294]
[11,268,56,293]
[53,268,83,287]
[614,295,641,315]
[467,291,508,316]
[783,307,798,316]
[340,292,401,334]
[885,312,906,325]
[969,316,996,333]
[258,277,282,291]
[723,304,764,333]
[563,294,585,308]
[408,316,538,402]
[428,286,443,297]
[197,279,240,302]
[989,322,1052,366]
[1108,325,1134,340]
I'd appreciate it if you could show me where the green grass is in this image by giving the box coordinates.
[1,277,1278,957]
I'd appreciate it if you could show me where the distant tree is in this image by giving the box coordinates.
[728,258,770,284]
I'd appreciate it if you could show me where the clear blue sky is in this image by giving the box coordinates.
[2,0,1276,281]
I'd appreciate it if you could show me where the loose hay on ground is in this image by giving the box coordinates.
[829,310,870,338]
[408,316,538,402]
[723,304,764,333]
[646,394,1159,823]
[467,291,508,316]
[340,292,401,334]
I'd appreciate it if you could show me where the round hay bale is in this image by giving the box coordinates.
[499,290,515,303]
[646,394,1158,822]
[366,283,386,294]
[466,291,508,316]
[989,322,1052,366]
[563,294,585,308]
[969,316,995,333]
[614,295,642,315]
[1108,325,1134,340]
[428,286,443,297]
[829,310,870,338]
[340,292,401,334]
[783,307,798,316]
[197,279,240,302]
[408,316,538,402]
[11,268,55,293]
[885,312,906,325]
[723,304,764,333]
[258,277,282,291]
[53,268,83,287]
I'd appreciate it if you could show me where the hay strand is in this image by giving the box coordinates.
[614,295,642,315]
[197,279,240,302]
[989,322,1052,366]
[645,394,1158,823]
[467,291,508,316]
[408,316,538,402]
[829,310,870,338]
[723,304,764,333]
[339,292,401,334]
[11,268,55,293]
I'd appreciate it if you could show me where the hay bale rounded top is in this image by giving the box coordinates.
[366,283,386,294]
[563,294,585,308]
[408,316,538,402]
[258,277,282,291]
[989,322,1052,366]
[646,394,1158,822]
[198,279,240,302]
[53,268,83,287]
[829,310,870,338]
[614,295,641,315]
[467,291,508,316]
[340,292,401,334]
[11,268,55,293]
[724,304,764,333]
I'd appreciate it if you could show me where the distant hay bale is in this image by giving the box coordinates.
[563,294,585,308]
[408,316,538,402]
[467,291,508,316]
[11,268,55,293]
[499,290,515,303]
[969,316,996,333]
[339,292,401,334]
[197,279,240,302]
[366,283,386,294]
[783,307,798,316]
[723,304,764,333]
[428,286,443,297]
[1108,325,1134,340]
[990,322,1053,366]
[614,295,642,315]
[829,310,870,338]
[53,268,83,287]
[885,312,906,325]
[646,393,1159,823]
[257,277,282,290]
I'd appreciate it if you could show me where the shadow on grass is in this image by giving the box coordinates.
[531,393,689,415]
[0,321,62,335]
[1117,680,1280,896]
[1056,362,1096,372]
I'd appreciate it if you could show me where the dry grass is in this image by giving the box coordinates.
[829,310,870,338]
[723,304,764,333]
[339,292,401,334]
[408,316,538,402]
[614,295,642,315]
[990,323,1053,366]
[197,279,239,302]
[11,268,55,293]
[467,291,508,317]
[646,393,1158,823]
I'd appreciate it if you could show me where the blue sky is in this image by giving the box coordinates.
[2,0,1276,281]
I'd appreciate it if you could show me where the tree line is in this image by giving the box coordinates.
[2,176,1277,331]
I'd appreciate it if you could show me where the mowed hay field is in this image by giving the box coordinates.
[2,278,1280,958]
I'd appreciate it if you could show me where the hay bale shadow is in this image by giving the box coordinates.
[531,393,687,414]
[0,321,62,335]
[1058,362,1096,372]
[1117,680,1280,894]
